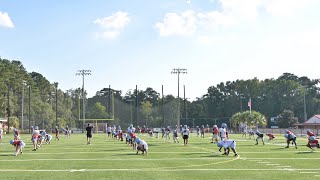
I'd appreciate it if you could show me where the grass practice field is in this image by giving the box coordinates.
[0,132,319,180]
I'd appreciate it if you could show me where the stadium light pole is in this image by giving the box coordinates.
[171,68,187,131]
[127,99,135,125]
[54,82,58,127]
[21,80,26,130]
[76,70,91,132]
[303,87,307,121]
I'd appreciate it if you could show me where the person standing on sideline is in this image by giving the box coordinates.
[86,124,94,145]
[55,126,59,140]
[182,125,190,146]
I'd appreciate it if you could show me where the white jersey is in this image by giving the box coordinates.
[139,140,148,150]
[47,134,52,140]
[32,130,40,137]
[182,129,189,135]
[222,140,236,149]
[0,129,3,135]
[219,128,226,138]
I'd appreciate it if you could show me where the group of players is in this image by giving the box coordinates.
[1,122,319,156]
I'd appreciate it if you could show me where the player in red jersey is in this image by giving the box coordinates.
[306,136,319,150]
[266,132,275,141]
[306,129,315,140]
[10,139,25,156]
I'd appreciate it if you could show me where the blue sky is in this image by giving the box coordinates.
[1,0,320,100]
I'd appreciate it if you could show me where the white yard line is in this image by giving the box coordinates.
[0,157,233,162]
[0,168,320,172]
[299,172,318,174]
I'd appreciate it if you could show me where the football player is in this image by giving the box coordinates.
[255,130,265,145]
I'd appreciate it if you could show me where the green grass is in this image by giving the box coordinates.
[0,133,319,180]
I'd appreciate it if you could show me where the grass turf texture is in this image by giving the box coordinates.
[0,133,319,180]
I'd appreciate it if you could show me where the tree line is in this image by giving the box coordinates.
[1,58,319,132]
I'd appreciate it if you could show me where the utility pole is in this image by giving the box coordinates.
[162,85,164,127]
[54,82,58,127]
[127,99,135,125]
[76,70,91,132]
[184,85,187,126]
[28,85,31,134]
[171,68,187,131]
[7,87,10,134]
[22,81,26,130]
[304,87,307,121]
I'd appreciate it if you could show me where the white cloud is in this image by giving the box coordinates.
[265,0,312,17]
[156,0,313,38]
[0,11,14,28]
[94,11,130,39]
[155,10,196,37]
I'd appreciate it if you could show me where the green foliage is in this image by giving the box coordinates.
[276,110,299,128]
[9,117,20,129]
[232,111,267,127]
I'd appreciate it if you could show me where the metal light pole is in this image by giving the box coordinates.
[22,81,26,130]
[7,87,10,134]
[303,87,307,121]
[171,68,187,131]
[127,99,135,125]
[76,70,91,132]
[28,85,31,134]
[54,82,58,127]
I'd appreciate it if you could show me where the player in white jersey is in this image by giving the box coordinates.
[219,126,226,141]
[0,128,3,145]
[182,125,190,146]
[135,138,148,155]
[45,134,52,144]
[31,126,40,151]
[217,140,238,156]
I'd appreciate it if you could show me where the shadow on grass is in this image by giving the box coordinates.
[296,151,314,154]
[110,153,139,156]
[200,154,221,158]
[182,152,210,156]
[0,154,13,156]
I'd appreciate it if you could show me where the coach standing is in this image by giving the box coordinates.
[86,124,94,145]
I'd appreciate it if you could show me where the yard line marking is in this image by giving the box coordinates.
[315,175,320,177]
[276,166,291,168]
[0,151,212,155]
[266,164,280,166]
[257,162,270,164]
[240,158,320,160]
[0,157,234,162]
[248,160,262,162]
[299,172,318,174]
[1,168,320,172]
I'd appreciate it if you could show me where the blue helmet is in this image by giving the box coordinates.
[221,123,227,128]
[217,141,223,148]
[255,130,260,134]
[306,129,311,133]
[9,140,14,145]
[135,137,141,144]
[310,136,316,141]
[285,129,289,133]
[35,126,39,130]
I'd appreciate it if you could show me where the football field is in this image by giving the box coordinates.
[0,133,319,180]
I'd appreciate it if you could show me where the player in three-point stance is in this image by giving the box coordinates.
[10,139,25,156]
[266,132,275,141]
[217,140,238,157]
[284,129,297,149]
[255,130,265,145]
[306,136,319,150]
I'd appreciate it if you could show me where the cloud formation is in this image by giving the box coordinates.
[155,0,314,37]
[94,11,130,39]
[0,11,14,28]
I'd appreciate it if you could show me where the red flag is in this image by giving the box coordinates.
[248,99,251,107]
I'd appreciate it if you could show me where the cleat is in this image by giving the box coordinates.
[285,146,289,148]
[234,154,238,157]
